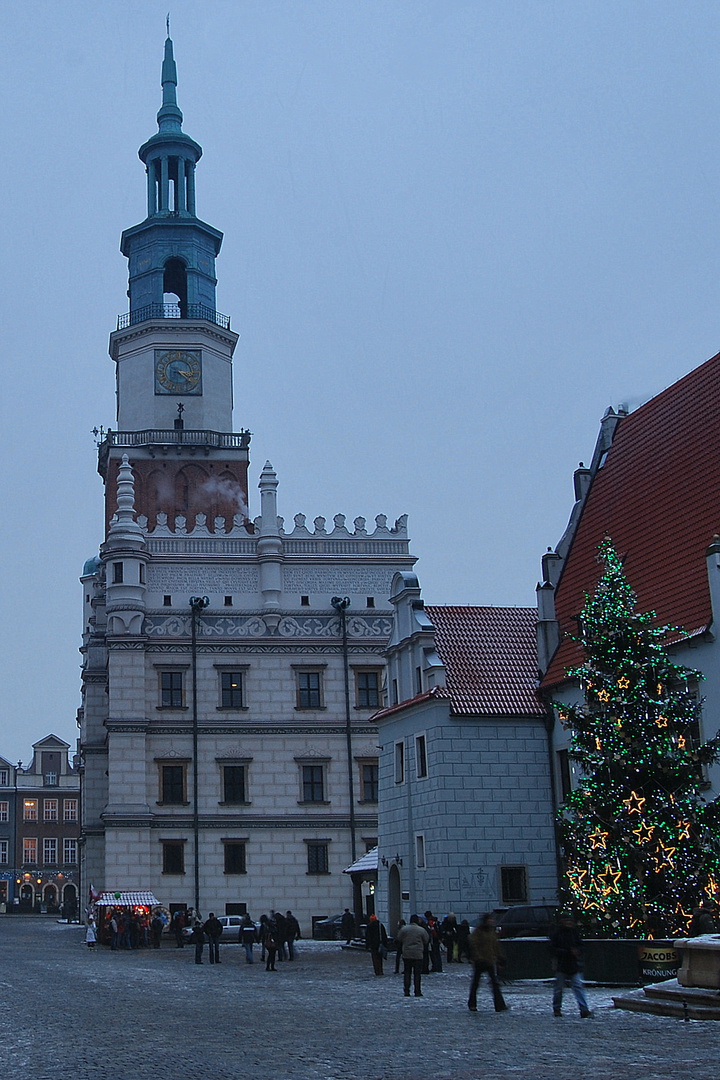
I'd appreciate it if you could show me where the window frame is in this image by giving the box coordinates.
[220,763,249,806]
[394,741,405,785]
[161,840,186,875]
[358,759,379,803]
[501,865,528,904]
[415,833,426,868]
[23,837,37,864]
[353,668,382,710]
[155,760,190,806]
[43,837,58,865]
[215,666,248,711]
[23,799,38,822]
[63,838,78,864]
[156,667,188,710]
[293,666,326,710]
[43,798,59,822]
[0,839,7,865]
[305,840,330,875]
[415,734,428,780]
[300,763,327,804]
[222,839,247,875]
[63,799,78,822]
[0,769,8,786]
[0,800,8,822]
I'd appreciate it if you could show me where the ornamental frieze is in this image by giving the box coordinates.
[144,613,392,640]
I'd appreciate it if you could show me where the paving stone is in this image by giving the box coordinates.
[0,917,715,1079]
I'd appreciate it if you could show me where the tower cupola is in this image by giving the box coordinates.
[119,34,224,321]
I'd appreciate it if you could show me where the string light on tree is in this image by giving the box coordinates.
[553,537,720,938]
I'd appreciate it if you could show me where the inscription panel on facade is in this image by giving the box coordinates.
[148,566,260,594]
[283,567,395,596]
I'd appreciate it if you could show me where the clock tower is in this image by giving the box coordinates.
[100,34,249,533]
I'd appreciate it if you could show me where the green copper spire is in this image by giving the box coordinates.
[157,34,183,133]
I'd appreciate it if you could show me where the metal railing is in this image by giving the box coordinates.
[116,303,231,330]
[106,429,251,449]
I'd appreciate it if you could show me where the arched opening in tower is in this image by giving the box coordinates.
[163,257,188,317]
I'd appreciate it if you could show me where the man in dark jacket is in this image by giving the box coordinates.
[549,914,591,1017]
[284,910,301,960]
[341,908,356,944]
[365,914,388,975]
[204,912,223,964]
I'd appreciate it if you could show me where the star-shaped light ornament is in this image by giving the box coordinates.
[618,676,630,690]
[595,737,602,751]
[657,683,663,696]
[598,864,622,894]
[654,840,676,871]
[677,735,687,750]
[677,821,691,841]
[632,822,654,845]
[655,715,669,728]
[705,876,720,901]
[588,828,609,850]
[597,690,611,703]
[623,791,646,815]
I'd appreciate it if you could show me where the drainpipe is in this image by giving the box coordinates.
[189,596,209,916]
[332,597,357,876]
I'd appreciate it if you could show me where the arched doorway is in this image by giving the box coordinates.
[43,884,58,911]
[19,883,34,912]
[388,863,402,936]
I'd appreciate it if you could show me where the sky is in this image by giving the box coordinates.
[2,0,720,764]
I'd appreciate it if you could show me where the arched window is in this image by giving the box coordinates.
[163,258,187,317]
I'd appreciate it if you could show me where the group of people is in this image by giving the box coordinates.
[96,908,166,950]
[365,908,593,1017]
[188,909,302,970]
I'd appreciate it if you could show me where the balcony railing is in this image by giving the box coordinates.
[105,429,251,449]
[117,303,231,330]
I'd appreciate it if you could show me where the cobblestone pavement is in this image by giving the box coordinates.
[0,917,714,1079]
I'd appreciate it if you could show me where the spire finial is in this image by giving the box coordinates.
[166,12,170,38]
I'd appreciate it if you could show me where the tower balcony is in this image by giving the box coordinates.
[97,427,251,478]
[117,303,230,330]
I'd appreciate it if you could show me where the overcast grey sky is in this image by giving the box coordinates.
[2,0,720,764]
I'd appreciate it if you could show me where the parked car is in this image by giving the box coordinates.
[494,905,557,938]
[313,913,367,941]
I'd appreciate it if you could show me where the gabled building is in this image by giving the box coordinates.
[373,572,558,931]
[538,351,720,803]
[0,736,81,913]
[79,36,415,930]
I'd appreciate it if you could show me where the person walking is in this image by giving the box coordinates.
[365,914,388,976]
[284,910,301,960]
[204,912,223,964]
[396,914,430,997]
[151,912,164,949]
[549,914,591,1018]
[341,908,356,944]
[441,913,458,963]
[264,922,279,971]
[240,914,256,963]
[467,913,508,1013]
[191,920,205,965]
[425,910,443,972]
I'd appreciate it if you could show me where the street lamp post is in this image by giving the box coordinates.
[189,595,209,916]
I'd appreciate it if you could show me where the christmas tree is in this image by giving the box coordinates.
[555,537,720,938]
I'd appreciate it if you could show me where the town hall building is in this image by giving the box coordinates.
[78,36,415,930]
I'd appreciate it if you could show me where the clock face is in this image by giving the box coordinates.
[154,349,202,395]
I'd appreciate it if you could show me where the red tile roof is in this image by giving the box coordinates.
[424,606,544,717]
[543,350,720,687]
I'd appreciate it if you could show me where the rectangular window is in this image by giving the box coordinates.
[223,841,247,875]
[306,843,329,874]
[43,838,57,865]
[415,735,428,779]
[360,761,379,803]
[23,837,37,863]
[415,666,423,695]
[415,834,425,868]
[64,839,77,864]
[392,678,399,705]
[63,799,78,822]
[501,866,528,904]
[394,741,404,784]
[557,749,572,801]
[220,671,244,709]
[222,765,246,805]
[296,670,322,709]
[355,670,381,709]
[24,799,38,822]
[161,765,185,805]
[44,799,58,822]
[0,769,9,785]
[224,595,233,607]
[44,772,58,787]
[0,801,8,822]
[302,765,325,803]
[160,670,184,708]
[113,561,124,584]
[163,595,172,607]
[0,840,7,864]
[162,842,185,875]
